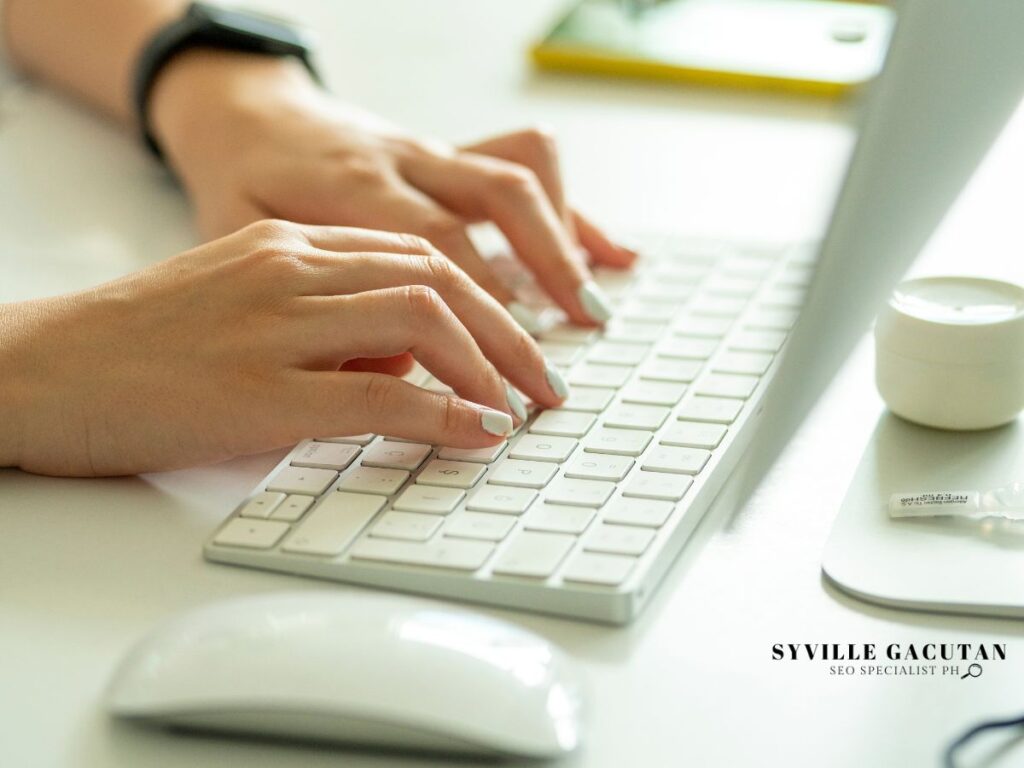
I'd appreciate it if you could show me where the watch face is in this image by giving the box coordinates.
[196,2,313,51]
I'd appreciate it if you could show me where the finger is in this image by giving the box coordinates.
[460,128,575,237]
[288,371,513,448]
[401,150,612,326]
[301,287,514,419]
[574,211,637,269]
[294,251,567,408]
[367,180,519,304]
[341,353,416,377]
[286,223,446,258]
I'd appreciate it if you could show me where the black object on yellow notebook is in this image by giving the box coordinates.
[532,0,894,97]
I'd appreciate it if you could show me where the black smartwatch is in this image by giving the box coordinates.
[132,2,320,160]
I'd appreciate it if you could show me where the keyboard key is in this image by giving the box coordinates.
[509,434,577,463]
[417,459,486,489]
[564,453,634,482]
[270,494,315,522]
[402,361,432,387]
[444,511,517,541]
[746,307,799,330]
[623,471,693,502]
[587,341,650,366]
[541,324,600,345]
[213,518,290,549]
[361,440,432,471]
[604,403,670,431]
[370,511,442,542]
[563,552,636,586]
[778,264,814,287]
[560,386,616,413]
[492,532,575,578]
[538,341,584,367]
[291,441,361,471]
[338,466,410,495]
[618,300,677,323]
[724,254,776,274]
[659,336,718,360]
[392,485,464,515]
[660,421,727,449]
[422,375,455,394]
[714,351,773,376]
[690,295,747,317]
[603,320,666,344]
[640,357,703,383]
[620,380,686,406]
[350,537,494,571]
[731,329,787,353]
[593,266,638,295]
[266,466,337,496]
[238,491,286,519]
[489,459,558,489]
[466,484,537,515]
[282,492,385,555]
[437,442,506,463]
[649,261,711,281]
[529,410,596,439]
[321,433,375,446]
[677,396,743,424]
[544,478,615,508]
[672,315,734,338]
[583,427,653,457]
[568,363,634,388]
[704,275,760,297]
[761,286,805,308]
[602,497,674,527]
[641,445,711,475]
[524,504,595,534]
[585,524,656,556]
[695,373,759,400]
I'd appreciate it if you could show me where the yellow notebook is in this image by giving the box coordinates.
[532,0,894,98]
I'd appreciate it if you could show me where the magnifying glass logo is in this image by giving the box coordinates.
[960,663,983,679]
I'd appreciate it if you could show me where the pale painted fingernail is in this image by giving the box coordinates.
[544,360,570,401]
[577,281,614,323]
[505,383,528,422]
[507,301,545,336]
[480,408,514,437]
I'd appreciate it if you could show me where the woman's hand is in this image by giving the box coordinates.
[149,51,636,329]
[0,221,568,477]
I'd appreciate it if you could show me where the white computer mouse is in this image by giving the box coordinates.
[106,591,585,758]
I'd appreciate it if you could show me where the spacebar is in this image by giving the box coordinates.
[282,492,385,556]
[349,538,494,571]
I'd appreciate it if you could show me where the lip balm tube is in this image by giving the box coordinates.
[889,481,1024,521]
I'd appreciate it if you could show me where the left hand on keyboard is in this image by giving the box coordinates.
[148,52,635,325]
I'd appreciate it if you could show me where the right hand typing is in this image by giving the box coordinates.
[0,220,568,477]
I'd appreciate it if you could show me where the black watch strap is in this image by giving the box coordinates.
[132,2,320,161]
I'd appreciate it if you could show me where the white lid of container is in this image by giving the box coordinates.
[875,276,1024,364]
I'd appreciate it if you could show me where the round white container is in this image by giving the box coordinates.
[874,276,1024,430]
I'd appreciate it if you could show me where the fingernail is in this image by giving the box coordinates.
[577,281,614,324]
[544,360,570,401]
[507,301,545,336]
[505,383,528,422]
[480,408,514,437]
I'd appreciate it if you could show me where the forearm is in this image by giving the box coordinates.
[4,0,187,122]
[0,300,43,468]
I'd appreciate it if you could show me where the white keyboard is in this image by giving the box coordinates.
[204,234,812,624]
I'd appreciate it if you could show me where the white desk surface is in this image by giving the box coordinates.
[4,1,1024,766]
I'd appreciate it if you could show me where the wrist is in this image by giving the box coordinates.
[148,48,318,175]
